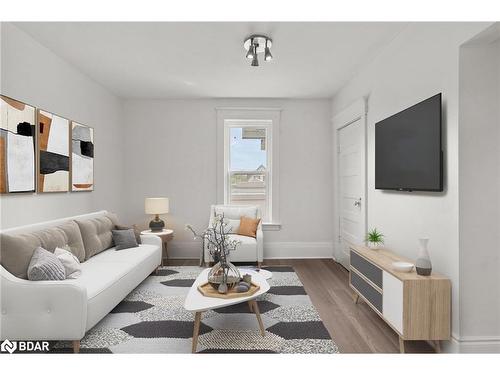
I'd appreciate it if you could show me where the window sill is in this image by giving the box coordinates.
[262,222,281,231]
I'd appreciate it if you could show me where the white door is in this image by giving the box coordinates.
[336,118,366,268]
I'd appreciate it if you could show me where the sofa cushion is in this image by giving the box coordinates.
[76,214,117,260]
[0,232,43,279]
[115,224,142,244]
[112,229,138,250]
[54,247,82,279]
[27,247,66,281]
[214,206,258,234]
[75,244,159,299]
[238,216,261,238]
[226,234,258,262]
[57,221,86,262]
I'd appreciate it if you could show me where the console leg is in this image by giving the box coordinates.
[399,337,405,354]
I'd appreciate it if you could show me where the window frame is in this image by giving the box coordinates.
[216,107,281,230]
[224,120,272,222]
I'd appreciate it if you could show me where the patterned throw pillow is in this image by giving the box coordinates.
[27,247,66,281]
[54,247,82,279]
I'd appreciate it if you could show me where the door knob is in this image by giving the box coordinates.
[354,198,361,207]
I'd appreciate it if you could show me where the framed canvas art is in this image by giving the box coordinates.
[71,122,94,191]
[0,95,36,194]
[37,109,70,192]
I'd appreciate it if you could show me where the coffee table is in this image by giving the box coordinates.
[184,268,270,353]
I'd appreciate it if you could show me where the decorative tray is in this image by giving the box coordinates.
[197,282,260,299]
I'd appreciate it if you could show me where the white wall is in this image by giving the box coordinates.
[0,23,125,228]
[122,99,333,258]
[458,35,500,351]
[330,22,492,349]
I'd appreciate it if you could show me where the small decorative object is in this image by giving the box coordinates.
[235,283,250,293]
[242,274,252,284]
[145,197,169,232]
[416,238,432,276]
[365,228,384,250]
[392,261,414,273]
[186,214,241,293]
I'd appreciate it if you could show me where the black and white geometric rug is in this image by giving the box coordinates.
[54,266,339,353]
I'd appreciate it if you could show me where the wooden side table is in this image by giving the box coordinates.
[141,229,174,266]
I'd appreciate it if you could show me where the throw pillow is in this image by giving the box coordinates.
[54,247,82,279]
[27,247,66,281]
[237,216,261,238]
[112,229,139,250]
[115,224,142,244]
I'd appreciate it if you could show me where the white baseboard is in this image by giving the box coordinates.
[264,241,334,259]
[167,241,334,260]
[444,335,500,353]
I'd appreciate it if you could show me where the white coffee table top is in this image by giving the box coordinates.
[184,268,270,312]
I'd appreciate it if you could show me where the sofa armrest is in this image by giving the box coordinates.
[140,234,162,249]
[0,265,87,341]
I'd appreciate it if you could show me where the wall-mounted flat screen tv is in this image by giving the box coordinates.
[375,93,443,192]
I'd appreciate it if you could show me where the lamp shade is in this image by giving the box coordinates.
[145,197,169,214]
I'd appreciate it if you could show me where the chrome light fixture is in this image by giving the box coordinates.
[243,34,273,67]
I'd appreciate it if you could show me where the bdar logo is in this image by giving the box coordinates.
[1,339,17,354]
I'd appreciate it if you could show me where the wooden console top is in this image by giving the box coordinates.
[349,243,449,281]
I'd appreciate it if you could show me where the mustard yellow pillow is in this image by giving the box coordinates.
[237,216,261,238]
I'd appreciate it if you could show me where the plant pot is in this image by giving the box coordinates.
[368,242,382,250]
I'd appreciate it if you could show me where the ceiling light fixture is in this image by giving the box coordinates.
[243,34,273,67]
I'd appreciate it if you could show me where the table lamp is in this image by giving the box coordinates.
[145,197,169,232]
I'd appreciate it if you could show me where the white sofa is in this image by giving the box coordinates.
[0,211,162,352]
[204,205,263,265]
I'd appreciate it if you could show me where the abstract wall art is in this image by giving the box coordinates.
[37,109,70,192]
[71,122,94,191]
[0,95,36,194]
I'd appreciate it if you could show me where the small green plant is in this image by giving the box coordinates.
[366,228,384,244]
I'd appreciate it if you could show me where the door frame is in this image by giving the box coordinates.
[331,98,368,267]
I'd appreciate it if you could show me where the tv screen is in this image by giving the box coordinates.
[375,93,443,192]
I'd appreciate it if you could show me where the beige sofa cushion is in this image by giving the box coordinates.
[0,233,43,279]
[76,214,117,260]
[0,221,86,279]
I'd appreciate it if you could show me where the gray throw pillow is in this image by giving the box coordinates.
[27,247,66,281]
[112,229,139,250]
[115,224,142,244]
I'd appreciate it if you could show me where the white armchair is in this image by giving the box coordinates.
[204,205,263,266]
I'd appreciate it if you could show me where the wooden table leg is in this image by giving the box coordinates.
[248,301,253,312]
[192,311,202,353]
[399,336,405,353]
[250,300,265,336]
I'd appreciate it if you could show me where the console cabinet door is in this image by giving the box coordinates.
[382,271,403,335]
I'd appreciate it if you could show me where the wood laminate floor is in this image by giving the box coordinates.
[168,258,435,353]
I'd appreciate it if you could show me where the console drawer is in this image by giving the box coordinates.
[350,250,383,289]
[350,270,383,313]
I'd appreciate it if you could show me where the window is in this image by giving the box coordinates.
[225,121,271,221]
[216,108,281,229]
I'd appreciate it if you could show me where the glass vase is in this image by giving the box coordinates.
[208,260,241,293]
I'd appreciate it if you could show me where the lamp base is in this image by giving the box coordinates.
[149,216,165,232]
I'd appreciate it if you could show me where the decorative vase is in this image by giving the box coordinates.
[208,260,241,293]
[368,242,382,250]
[416,238,432,276]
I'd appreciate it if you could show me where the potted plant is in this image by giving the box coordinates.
[365,228,384,250]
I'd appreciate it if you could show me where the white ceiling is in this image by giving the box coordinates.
[15,22,408,99]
